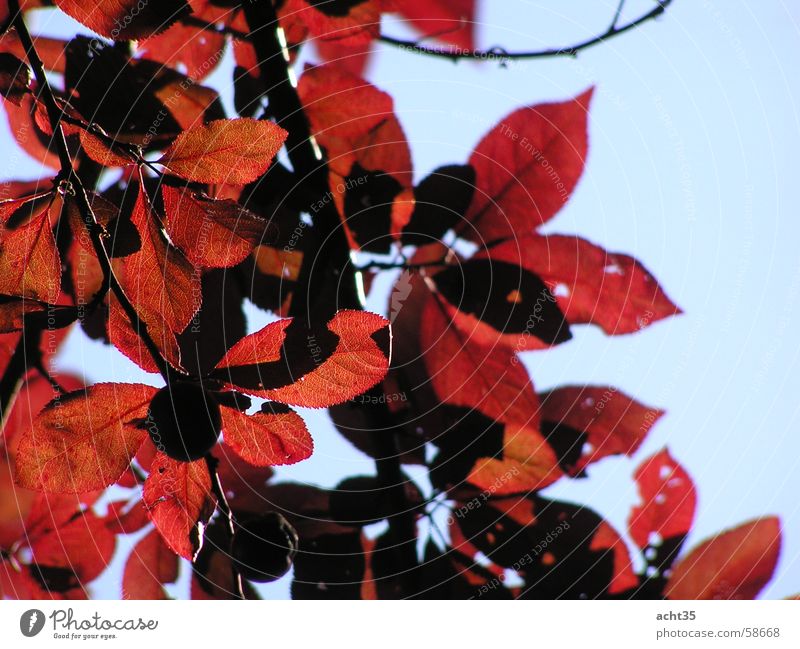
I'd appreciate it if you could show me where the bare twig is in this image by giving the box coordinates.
[610,0,628,31]
[183,0,671,66]
[380,0,672,61]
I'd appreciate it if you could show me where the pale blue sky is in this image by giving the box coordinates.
[4,0,799,599]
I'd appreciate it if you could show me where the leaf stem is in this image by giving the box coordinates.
[205,454,245,600]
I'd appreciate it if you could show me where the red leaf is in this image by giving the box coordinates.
[480,234,682,334]
[221,404,312,467]
[0,31,67,76]
[299,63,393,139]
[78,129,138,168]
[589,521,639,595]
[139,21,226,81]
[319,110,414,250]
[122,528,179,599]
[214,310,391,408]
[464,89,593,240]
[315,39,372,77]
[143,453,216,560]
[629,449,696,549]
[430,258,571,351]
[55,0,190,40]
[158,118,288,185]
[29,508,116,585]
[0,192,61,302]
[116,183,199,335]
[391,0,476,50]
[419,292,540,426]
[468,421,562,495]
[107,295,184,374]
[666,518,781,600]
[2,372,83,450]
[3,94,60,169]
[105,499,151,535]
[161,185,268,268]
[0,457,36,548]
[14,383,156,493]
[289,0,380,46]
[539,385,664,473]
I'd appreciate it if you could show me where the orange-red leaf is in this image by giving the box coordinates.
[116,184,199,335]
[55,0,190,40]
[391,0,476,50]
[221,404,312,466]
[143,453,216,561]
[464,89,593,240]
[14,383,156,493]
[299,63,393,139]
[289,0,380,46]
[480,234,682,334]
[122,528,179,599]
[539,385,664,473]
[139,21,225,81]
[214,310,391,407]
[666,518,781,600]
[419,293,540,426]
[29,508,116,586]
[629,449,696,549]
[158,118,287,185]
[107,296,184,374]
[468,421,562,495]
[161,185,268,268]
[590,521,639,595]
[0,193,60,302]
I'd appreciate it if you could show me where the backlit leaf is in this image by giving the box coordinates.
[161,185,269,268]
[464,89,593,240]
[15,383,156,493]
[419,292,540,426]
[55,0,190,40]
[116,183,199,335]
[122,528,179,599]
[539,385,664,473]
[214,310,391,407]
[480,234,681,334]
[221,402,313,466]
[629,449,696,550]
[158,118,288,185]
[143,453,216,561]
[666,518,781,600]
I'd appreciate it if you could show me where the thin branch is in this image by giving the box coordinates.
[610,0,627,31]
[355,256,450,272]
[380,0,672,61]
[205,454,245,600]
[183,0,670,66]
[9,1,175,382]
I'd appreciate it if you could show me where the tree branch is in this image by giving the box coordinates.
[380,0,672,61]
[242,0,418,593]
[9,1,176,382]
[205,454,245,600]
